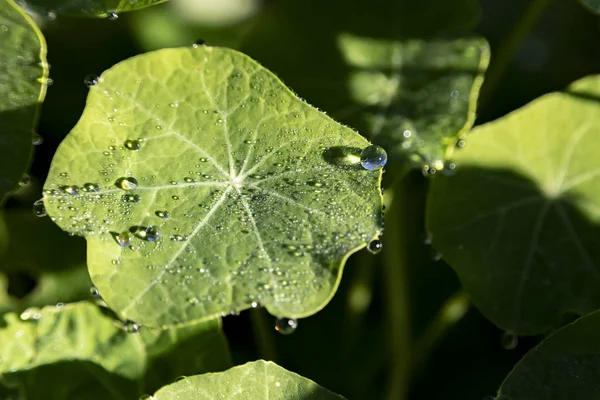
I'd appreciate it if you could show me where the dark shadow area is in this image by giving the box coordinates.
[564,89,600,104]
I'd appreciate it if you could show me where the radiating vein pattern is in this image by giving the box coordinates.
[43,47,383,327]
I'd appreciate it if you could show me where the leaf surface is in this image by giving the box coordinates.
[0,0,47,203]
[153,360,345,400]
[497,310,600,400]
[42,46,384,327]
[427,75,600,334]
[241,0,489,169]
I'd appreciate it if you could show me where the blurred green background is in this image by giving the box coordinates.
[3,0,600,399]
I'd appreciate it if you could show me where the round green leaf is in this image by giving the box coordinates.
[153,360,345,400]
[0,0,48,203]
[497,310,600,400]
[241,0,489,170]
[42,46,384,328]
[427,75,600,334]
[18,0,167,17]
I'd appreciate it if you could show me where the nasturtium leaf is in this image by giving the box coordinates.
[42,46,384,328]
[153,360,345,400]
[241,0,489,170]
[17,0,167,18]
[496,310,600,400]
[0,0,48,204]
[426,75,600,334]
[580,0,600,14]
[0,302,231,399]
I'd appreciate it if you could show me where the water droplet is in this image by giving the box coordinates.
[56,302,64,308]
[360,145,387,171]
[501,332,518,350]
[131,226,160,242]
[114,231,132,247]
[170,234,187,242]
[251,301,259,308]
[193,39,206,48]
[367,239,382,254]
[115,177,138,190]
[123,320,139,333]
[45,77,54,86]
[122,194,141,203]
[33,199,47,217]
[83,182,101,192]
[274,317,297,335]
[45,10,57,20]
[89,286,100,297]
[32,133,44,145]
[184,177,194,183]
[106,11,118,20]
[124,139,142,150]
[172,195,180,200]
[84,74,99,87]
[155,210,169,219]
[62,185,79,195]
[457,139,466,148]
[19,174,31,187]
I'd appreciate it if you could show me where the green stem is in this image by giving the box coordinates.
[411,292,470,375]
[250,308,279,363]
[382,177,412,400]
[481,0,553,105]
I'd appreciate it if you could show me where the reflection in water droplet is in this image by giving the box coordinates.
[367,239,382,254]
[275,317,298,335]
[501,331,518,350]
[84,74,99,87]
[33,199,47,217]
[155,210,169,219]
[124,139,142,150]
[123,320,139,333]
[360,145,387,171]
[115,177,138,190]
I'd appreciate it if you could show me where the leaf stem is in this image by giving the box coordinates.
[481,0,553,105]
[250,308,279,363]
[382,176,412,400]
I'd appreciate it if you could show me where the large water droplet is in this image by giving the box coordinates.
[360,145,387,171]
[501,331,518,350]
[367,239,382,254]
[275,317,297,335]
[114,231,132,247]
[124,139,142,150]
[84,74,99,87]
[33,199,47,217]
[115,177,138,190]
[155,210,169,219]
[131,226,160,242]
[123,320,139,333]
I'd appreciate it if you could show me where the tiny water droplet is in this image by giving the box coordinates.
[115,177,138,190]
[193,39,206,48]
[501,332,518,350]
[114,231,132,247]
[367,239,382,254]
[19,174,31,187]
[275,317,297,335]
[33,199,47,217]
[62,185,80,195]
[457,139,466,148]
[45,77,54,86]
[124,139,142,150]
[83,182,101,192]
[89,286,100,297]
[84,74,99,87]
[122,194,141,203]
[56,302,64,308]
[32,133,44,145]
[360,145,387,171]
[123,320,139,333]
[131,226,160,242]
[106,11,118,20]
[251,301,259,308]
[170,234,187,242]
[155,210,169,219]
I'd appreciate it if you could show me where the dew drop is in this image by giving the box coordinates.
[19,174,31,187]
[89,286,100,297]
[155,210,169,219]
[124,139,142,150]
[170,234,187,242]
[360,145,387,171]
[274,317,297,335]
[114,231,132,247]
[367,239,382,254]
[172,195,180,200]
[32,133,44,145]
[115,177,138,190]
[501,331,518,350]
[83,182,101,192]
[62,185,80,195]
[33,199,47,217]
[106,11,118,20]
[123,320,139,333]
[183,177,194,183]
[131,226,160,242]
[122,194,141,203]
[84,74,99,87]
[193,39,206,48]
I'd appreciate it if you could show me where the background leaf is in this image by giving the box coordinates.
[0,302,231,399]
[42,46,384,328]
[241,0,489,170]
[0,0,47,203]
[427,75,600,334]
[153,360,345,400]
[579,0,600,14]
[17,0,167,18]
[497,310,600,400]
